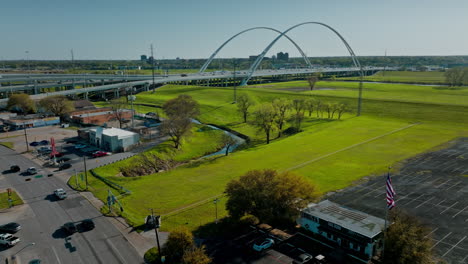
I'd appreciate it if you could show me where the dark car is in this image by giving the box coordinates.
[79,219,95,231]
[59,163,72,170]
[65,138,78,144]
[29,141,39,147]
[57,157,71,163]
[10,165,20,173]
[39,140,49,145]
[0,222,21,233]
[63,222,77,234]
[51,152,64,158]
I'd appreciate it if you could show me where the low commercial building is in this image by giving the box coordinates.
[297,200,385,262]
[70,107,133,126]
[88,127,139,152]
[1,114,60,130]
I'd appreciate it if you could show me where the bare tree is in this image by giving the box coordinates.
[253,104,277,144]
[444,67,466,86]
[236,94,254,123]
[161,118,192,149]
[38,95,75,120]
[307,73,321,90]
[304,98,317,117]
[272,98,291,138]
[110,98,128,128]
[337,103,350,120]
[220,133,237,156]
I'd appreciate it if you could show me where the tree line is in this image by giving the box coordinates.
[237,94,351,144]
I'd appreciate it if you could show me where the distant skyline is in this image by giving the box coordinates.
[1,0,468,60]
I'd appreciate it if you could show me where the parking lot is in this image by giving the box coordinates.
[328,138,468,263]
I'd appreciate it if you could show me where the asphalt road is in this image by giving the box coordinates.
[0,145,143,264]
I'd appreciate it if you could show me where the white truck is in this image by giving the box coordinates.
[0,233,20,247]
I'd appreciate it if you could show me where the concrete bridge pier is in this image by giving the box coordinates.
[34,80,38,94]
[84,92,89,100]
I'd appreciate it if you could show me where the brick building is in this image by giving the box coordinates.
[70,107,133,126]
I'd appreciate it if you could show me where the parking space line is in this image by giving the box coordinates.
[436,199,446,206]
[442,236,467,257]
[452,205,468,218]
[431,232,452,249]
[400,193,424,206]
[440,202,459,215]
[415,196,435,209]
[445,181,462,191]
[425,227,438,238]
[435,179,452,188]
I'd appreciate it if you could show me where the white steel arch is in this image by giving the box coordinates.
[199,27,312,73]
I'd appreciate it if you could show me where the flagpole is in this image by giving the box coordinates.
[382,166,392,262]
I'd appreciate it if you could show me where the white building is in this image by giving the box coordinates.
[297,200,385,261]
[89,127,139,152]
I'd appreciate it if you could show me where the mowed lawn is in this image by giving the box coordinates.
[340,70,447,84]
[79,82,468,231]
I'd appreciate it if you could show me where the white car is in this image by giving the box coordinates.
[54,188,67,199]
[0,233,20,247]
[26,167,37,175]
[252,237,274,252]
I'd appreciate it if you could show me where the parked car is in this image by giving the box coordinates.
[0,233,20,247]
[57,157,71,163]
[54,188,67,199]
[79,219,95,231]
[293,253,313,264]
[38,146,52,153]
[39,140,49,145]
[62,222,77,234]
[26,167,37,175]
[10,165,20,172]
[29,141,39,147]
[58,163,72,170]
[252,237,274,252]
[92,151,110,158]
[0,222,21,233]
[65,138,78,144]
[74,144,87,149]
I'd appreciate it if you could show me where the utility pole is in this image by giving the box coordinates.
[70,49,74,69]
[151,209,163,263]
[23,123,29,152]
[25,51,30,74]
[83,156,88,190]
[150,44,155,92]
[213,198,220,224]
[233,59,237,103]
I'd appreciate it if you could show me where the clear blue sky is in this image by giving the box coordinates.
[1,0,467,60]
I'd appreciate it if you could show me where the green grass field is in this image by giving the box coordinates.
[0,190,23,209]
[71,81,468,231]
[340,71,447,84]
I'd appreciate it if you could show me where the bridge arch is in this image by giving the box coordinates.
[199,27,312,73]
[240,22,363,86]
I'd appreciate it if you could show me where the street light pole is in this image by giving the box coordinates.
[213,198,220,224]
[23,122,29,152]
[11,242,35,260]
[151,44,155,92]
[151,209,163,263]
[233,59,237,103]
[83,156,88,190]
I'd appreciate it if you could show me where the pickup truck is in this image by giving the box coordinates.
[0,233,20,247]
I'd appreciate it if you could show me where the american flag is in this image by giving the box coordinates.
[50,137,59,157]
[386,173,396,209]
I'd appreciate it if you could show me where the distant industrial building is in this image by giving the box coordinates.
[70,107,133,126]
[276,52,289,61]
[89,127,139,152]
[297,200,385,261]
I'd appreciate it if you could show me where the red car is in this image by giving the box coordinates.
[92,151,110,158]
[51,152,64,158]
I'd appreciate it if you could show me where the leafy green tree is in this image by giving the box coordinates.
[7,93,35,114]
[444,67,465,86]
[304,98,317,117]
[383,210,434,264]
[38,95,75,120]
[253,104,276,144]
[337,103,350,120]
[163,94,200,119]
[236,94,254,123]
[272,98,291,138]
[225,169,316,223]
[163,227,195,263]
